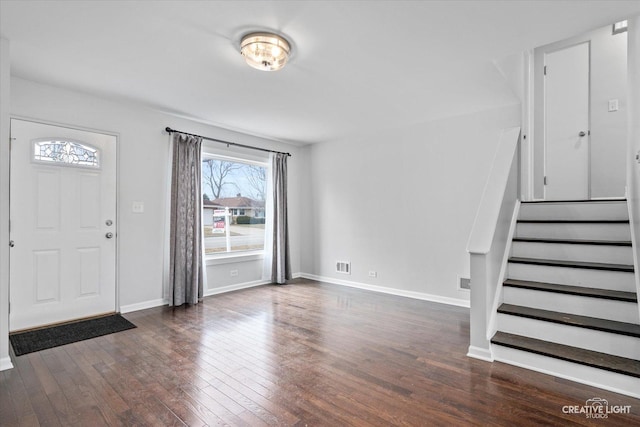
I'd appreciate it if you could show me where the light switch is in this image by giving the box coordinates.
[608,99,619,112]
[132,201,144,213]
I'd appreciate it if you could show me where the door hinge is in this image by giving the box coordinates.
[544,65,547,76]
[544,176,547,185]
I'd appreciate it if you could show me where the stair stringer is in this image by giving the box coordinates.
[486,200,521,342]
[626,196,640,325]
[493,345,640,399]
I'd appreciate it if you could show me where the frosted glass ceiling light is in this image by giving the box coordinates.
[240,32,291,71]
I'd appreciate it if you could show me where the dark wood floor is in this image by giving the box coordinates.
[1,278,638,426]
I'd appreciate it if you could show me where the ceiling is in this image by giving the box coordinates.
[1,1,640,145]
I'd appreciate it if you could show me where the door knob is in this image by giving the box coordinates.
[105,232,114,239]
[578,131,587,137]
[9,240,14,248]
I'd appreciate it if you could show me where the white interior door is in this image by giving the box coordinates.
[9,119,117,332]
[544,42,590,200]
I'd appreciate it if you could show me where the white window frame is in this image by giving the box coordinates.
[201,149,269,265]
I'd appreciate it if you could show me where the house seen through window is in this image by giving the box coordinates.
[202,155,267,255]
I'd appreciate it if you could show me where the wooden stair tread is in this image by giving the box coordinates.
[517,219,629,224]
[508,257,634,272]
[503,279,638,302]
[491,332,640,378]
[497,303,640,338]
[512,237,632,246]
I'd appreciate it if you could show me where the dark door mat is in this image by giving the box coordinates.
[10,314,136,356]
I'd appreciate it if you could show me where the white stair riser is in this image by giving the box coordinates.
[508,263,636,292]
[492,345,640,399]
[515,223,631,241]
[503,287,640,324]
[511,241,634,265]
[519,202,628,221]
[497,313,640,359]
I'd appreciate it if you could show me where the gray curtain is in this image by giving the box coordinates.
[169,132,204,306]
[271,153,291,284]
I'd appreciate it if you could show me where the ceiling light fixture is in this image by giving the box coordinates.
[240,32,291,71]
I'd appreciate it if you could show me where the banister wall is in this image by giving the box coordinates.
[467,127,521,361]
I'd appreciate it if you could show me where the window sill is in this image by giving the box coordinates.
[205,251,264,266]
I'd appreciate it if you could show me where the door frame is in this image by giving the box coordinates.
[9,116,120,324]
[526,24,630,202]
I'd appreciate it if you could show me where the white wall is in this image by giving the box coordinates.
[301,104,521,304]
[9,77,303,312]
[533,24,628,199]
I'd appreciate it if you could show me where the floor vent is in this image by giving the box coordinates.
[336,261,351,274]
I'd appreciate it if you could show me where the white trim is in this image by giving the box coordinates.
[0,356,14,371]
[467,345,494,362]
[120,298,167,314]
[201,148,269,165]
[122,276,280,313]
[487,200,521,340]
[494,346,640,399]
[206,251,264,266]
[203,279,269,297]
[626,198,640,322]
[522,49,535,202]
[300,273,470,308]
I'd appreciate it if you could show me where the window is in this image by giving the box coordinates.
[202,154,267,256]
[33,139,99,168]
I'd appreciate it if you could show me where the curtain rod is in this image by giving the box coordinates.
[165,127,291,157]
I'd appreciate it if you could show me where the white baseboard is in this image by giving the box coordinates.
[0,356,14,371]
[203,279,269,297]
[299,273,470,308]
[120,298,167,314]
[467,345,494,362]
[120,272,469,314]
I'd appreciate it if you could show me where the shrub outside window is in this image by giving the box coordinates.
[201,155,267,255]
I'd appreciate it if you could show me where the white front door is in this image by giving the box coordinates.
[9,119,117,331]
[544,42,590,200]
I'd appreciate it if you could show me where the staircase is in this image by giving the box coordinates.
[491,199,640,397]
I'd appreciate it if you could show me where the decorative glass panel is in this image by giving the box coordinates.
[33,140,99,167]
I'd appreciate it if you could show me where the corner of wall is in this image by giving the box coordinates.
[0,38,13,370]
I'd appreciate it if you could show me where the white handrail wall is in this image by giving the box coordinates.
[467,127,521,361]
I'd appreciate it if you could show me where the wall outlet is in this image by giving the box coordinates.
[230,269,239,277]
[368,271,377,278]
[132,201,144,213]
